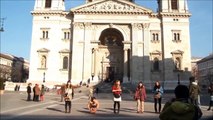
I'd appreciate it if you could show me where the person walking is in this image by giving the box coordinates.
[207,82,213,111]
[153,81,164,113]
[112,80,122,114]
[87,97,100,114]
[159,84,202,120]
[40,84,45,101]
[134,81,147,113]
[189,77,200,106]
[26,83,32,101]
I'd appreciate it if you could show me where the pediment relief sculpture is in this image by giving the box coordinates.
[71,0,152,14]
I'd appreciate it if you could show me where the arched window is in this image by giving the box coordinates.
[152,33,155,40]
[42,31,45,38]
[153,58,159,71]
[174,33,177,40]
[177,33,180,40]
[41,55,47,68]
[155,34,159,41]
[63,56,68,69]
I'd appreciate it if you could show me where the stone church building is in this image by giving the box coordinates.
[29,0,192,89]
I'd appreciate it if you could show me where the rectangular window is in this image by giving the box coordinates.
[171,0,178,10]
[40,28,50,40]
[172,30,181,42]
[150,30,160,43]
[62,29,71,41]
[63,32,70,39]
[42,30,49,39]
[45,0,52,8]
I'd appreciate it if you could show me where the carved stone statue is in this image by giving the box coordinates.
[41,56,46,68]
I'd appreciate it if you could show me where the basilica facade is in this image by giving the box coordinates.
[29,0,192,89]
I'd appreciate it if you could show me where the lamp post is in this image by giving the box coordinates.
[177,73,180,85]
[43,72,45,83]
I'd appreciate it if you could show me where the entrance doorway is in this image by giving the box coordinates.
[98,28,124,82]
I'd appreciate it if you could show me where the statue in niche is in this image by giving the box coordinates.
[104,36,117,46]
[174,58,180,70]
[41,56,46,68]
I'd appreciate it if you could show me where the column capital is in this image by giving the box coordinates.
[131,23,143,30]
[142,23,150,29]
[84,22,92,29]
[73,22,84,29]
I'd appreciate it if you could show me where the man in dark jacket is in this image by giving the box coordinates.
[159,85,202,120]
[189,77,201,105]
[27,83,32,101]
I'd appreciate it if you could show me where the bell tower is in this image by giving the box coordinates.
[157,0,188,13]
[34,0,65,11]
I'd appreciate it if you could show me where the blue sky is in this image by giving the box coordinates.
[0,0,212,60]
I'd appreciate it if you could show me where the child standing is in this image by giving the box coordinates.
[112,80,122,114]
[64,93,71,113]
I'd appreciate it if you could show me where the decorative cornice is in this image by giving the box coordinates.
[159,12,191,17]
[72,11,150,15]
[31,10,68,16]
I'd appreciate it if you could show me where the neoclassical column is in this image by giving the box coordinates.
[123,41,131,83]
[90,40,99,77]
[130,23,142,83]
[83,22,92,81]
[123,48,128,83]
[91,48,98,76]
[142,23,151,86]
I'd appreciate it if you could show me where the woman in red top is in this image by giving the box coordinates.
[112,80,122,114]
[134,82,147,113]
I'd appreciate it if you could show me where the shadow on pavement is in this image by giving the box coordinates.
[46,108,63,113]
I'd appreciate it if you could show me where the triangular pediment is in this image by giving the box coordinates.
[59,49,70,53]
[37,48,50,52]
[151,50,162,54]
[171,50,184,54]
[71,0,152,14]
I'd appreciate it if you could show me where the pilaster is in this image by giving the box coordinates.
[142,23,151,82]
